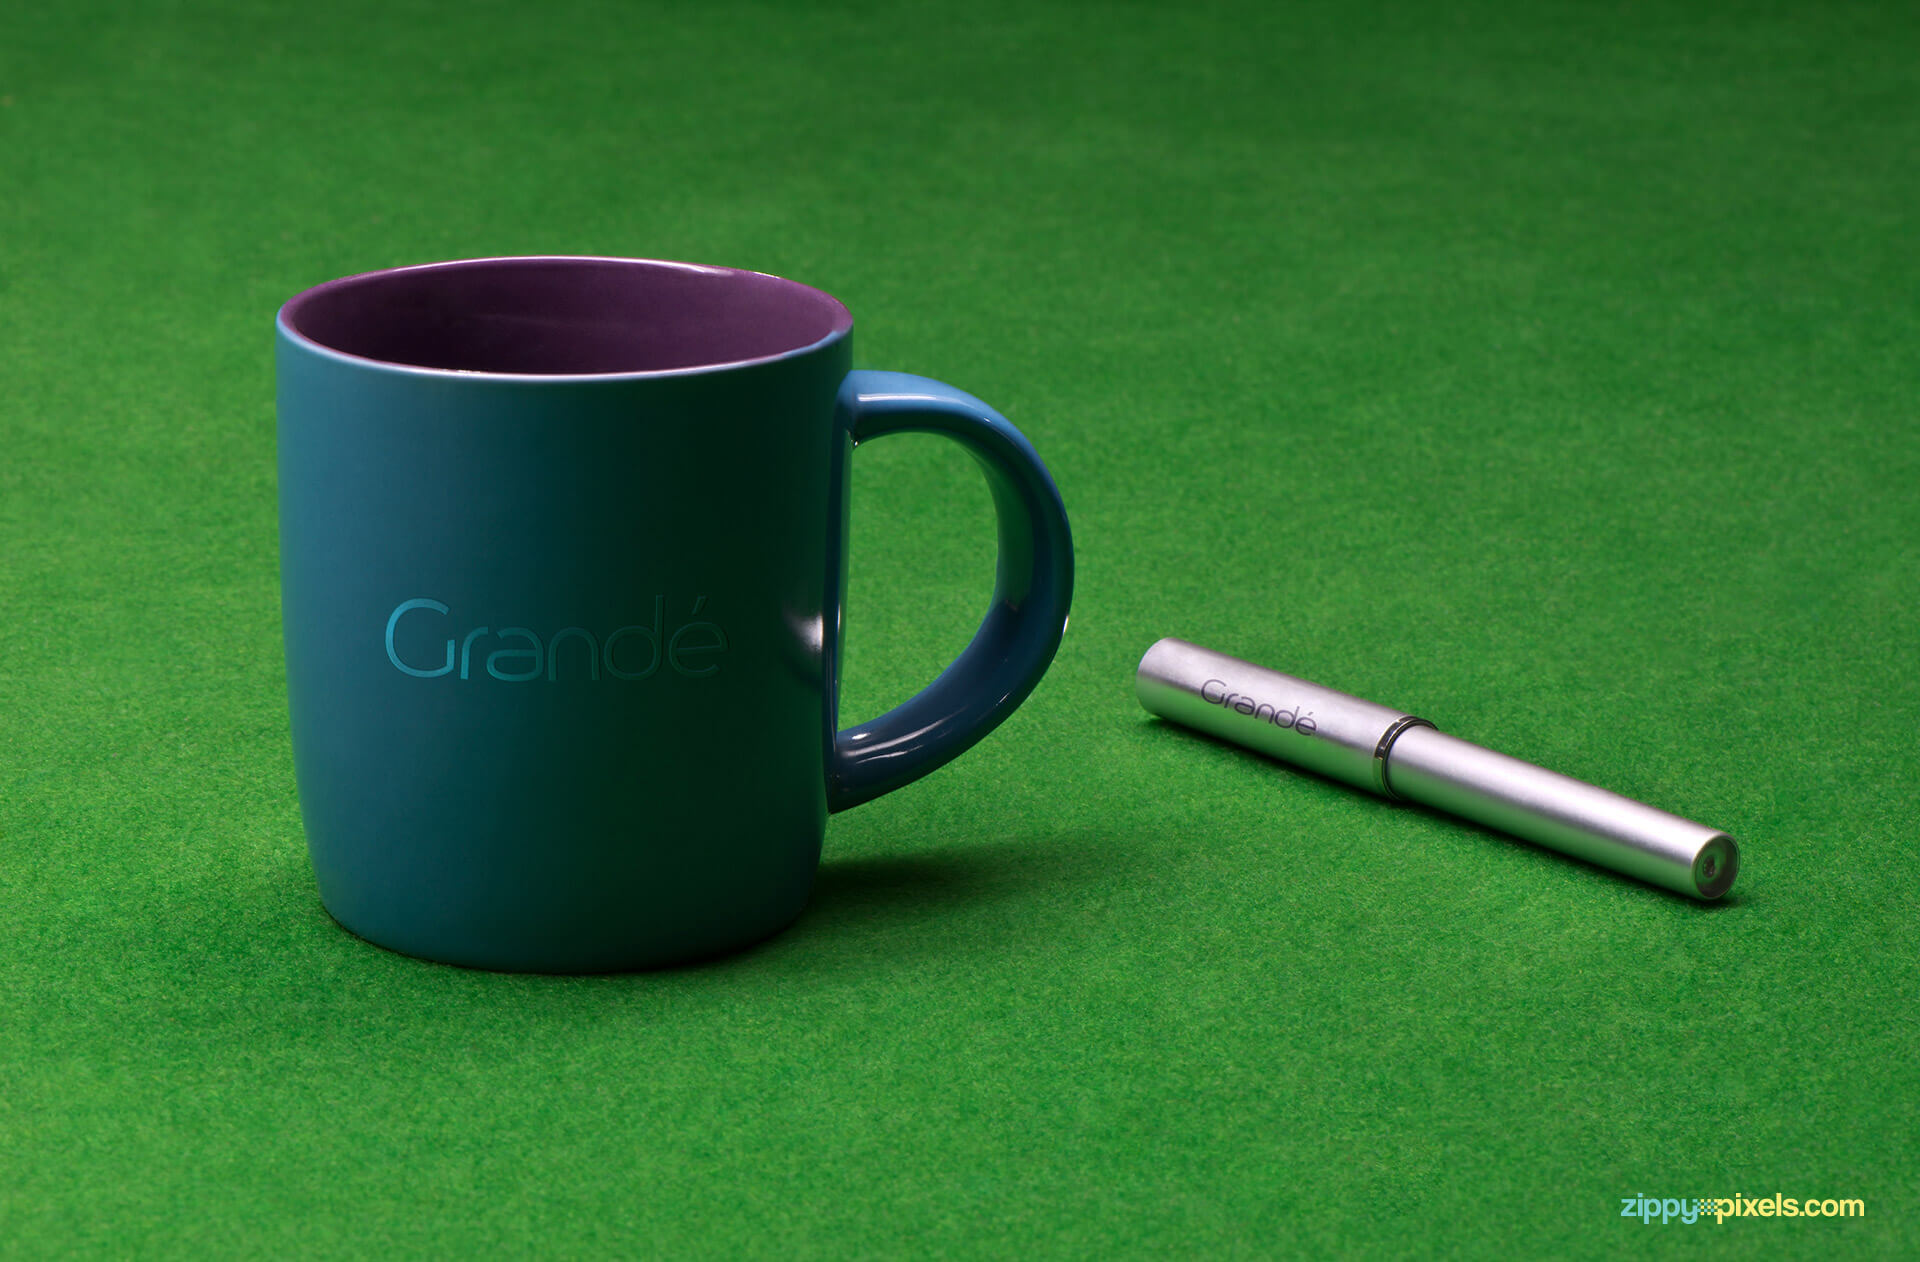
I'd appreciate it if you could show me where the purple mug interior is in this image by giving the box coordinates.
[279,256,852,376]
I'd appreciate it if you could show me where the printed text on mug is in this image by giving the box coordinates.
[384,596,729,682]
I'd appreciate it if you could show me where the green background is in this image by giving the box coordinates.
[4,0,1915,1253]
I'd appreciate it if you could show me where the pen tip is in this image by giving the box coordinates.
[1694,834,1739,899]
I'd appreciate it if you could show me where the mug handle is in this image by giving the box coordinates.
[826,370,1075,812]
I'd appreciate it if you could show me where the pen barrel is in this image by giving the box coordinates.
[1135,638,1423,796]
[1381,726,1737,899]
[1135,637,1740,900]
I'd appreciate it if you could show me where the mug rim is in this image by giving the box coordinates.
[276,255,855,382]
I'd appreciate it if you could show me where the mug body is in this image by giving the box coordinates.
[277,258,854,971]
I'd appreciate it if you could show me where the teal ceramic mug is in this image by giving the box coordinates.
[276,257,1072,971]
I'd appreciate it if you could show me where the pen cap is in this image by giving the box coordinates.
[1135,637,1425,796]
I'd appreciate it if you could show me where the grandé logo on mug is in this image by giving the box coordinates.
[384,595,729,682]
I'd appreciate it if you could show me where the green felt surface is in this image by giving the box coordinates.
[3,0,1917,1254]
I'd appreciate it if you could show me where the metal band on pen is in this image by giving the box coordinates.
[1372,715,1434,800]
[1136,637,1740,900]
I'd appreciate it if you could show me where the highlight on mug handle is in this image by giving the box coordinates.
[825,370,1074,812]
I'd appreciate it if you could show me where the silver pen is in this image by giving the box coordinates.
[1136,637,1739,900]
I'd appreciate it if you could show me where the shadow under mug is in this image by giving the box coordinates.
[276,257,1073,972]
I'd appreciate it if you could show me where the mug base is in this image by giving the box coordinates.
[315,894,813,974]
